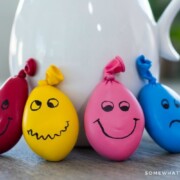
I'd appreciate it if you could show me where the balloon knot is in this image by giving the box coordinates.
[103,56,125,81]
[136,55,156,84]
[38,65,64,86]
[17,58,37,78]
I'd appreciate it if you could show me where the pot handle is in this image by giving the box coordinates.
[157,0,180,61]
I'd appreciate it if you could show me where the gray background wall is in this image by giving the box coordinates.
[0,0,19,80]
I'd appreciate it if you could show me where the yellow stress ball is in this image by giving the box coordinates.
[23,65,79,161]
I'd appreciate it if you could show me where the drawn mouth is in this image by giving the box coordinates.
[27,121,69,140]
[0,117,13,136]
[169,120,180,128]
[93,118,139,139]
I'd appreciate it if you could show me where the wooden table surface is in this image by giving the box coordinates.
[1,132,180,180]
[1,81,180,180]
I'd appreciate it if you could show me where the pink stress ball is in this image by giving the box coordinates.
[84,56,144,161]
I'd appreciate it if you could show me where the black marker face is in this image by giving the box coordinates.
[119,101,130,111]
[161,99,169,109]
[94,118,139,139]
[160,98,180,128]
[27,97,71,141]
[101,101,114,112]
[30,100,42,111]
[27,121,69,140]
[30,98,60,111]
[0,118,12,136]
[174,99,180,108]
[47,98,59,108]
[0,99,12,137]
[169,99,180,128]
[94,100,139,139]
[1,99,9,110]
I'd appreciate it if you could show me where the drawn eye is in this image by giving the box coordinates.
[30,100,42,111]
[101,101,114,112]
[119,101,130,111]
[1,99,9,110]
[174,99,180,108]
[161,99,169,109]
[47,98,59,108]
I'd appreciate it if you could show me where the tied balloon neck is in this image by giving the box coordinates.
[17,58,37,79]
[103,56,125,82]
[38,65,64,86]
[136,55,157,84]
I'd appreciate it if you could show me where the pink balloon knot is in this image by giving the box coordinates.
[103,56,125,81]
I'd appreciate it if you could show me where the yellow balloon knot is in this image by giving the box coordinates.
[38,65,64,86]
[38,80,48,86]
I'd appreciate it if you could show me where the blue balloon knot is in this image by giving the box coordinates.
[136,55,156,84]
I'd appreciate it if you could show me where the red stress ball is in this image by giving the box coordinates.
[0,58,36,154]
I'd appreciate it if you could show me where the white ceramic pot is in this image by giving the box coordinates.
[9,0,180,145]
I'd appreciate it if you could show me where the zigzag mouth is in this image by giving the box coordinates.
[27,121,69,140]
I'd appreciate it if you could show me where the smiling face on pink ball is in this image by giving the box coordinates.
[85,82,144,160]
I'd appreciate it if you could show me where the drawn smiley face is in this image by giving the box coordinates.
[138,84,180,153]
[27,98,70,140]
[0,99,13,136]
[0,78,28,154]
[85,82,144,160]
[23,85,79,161]
[94,100,139,139]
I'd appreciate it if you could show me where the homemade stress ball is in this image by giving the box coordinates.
[137,55,180,153]
[0,59,36,154]
[84,56,144,161]
[23,65,79,161]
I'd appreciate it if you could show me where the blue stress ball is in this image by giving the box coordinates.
[136,55,180,153]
